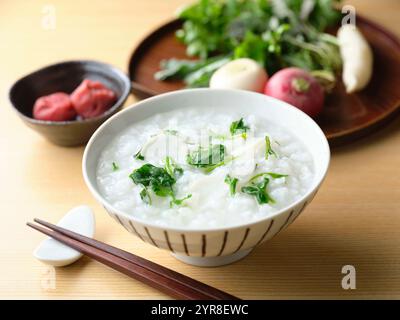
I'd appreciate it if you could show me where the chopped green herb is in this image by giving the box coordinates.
[249,172,288,182]
[204,155,236,173]
[241,177,275,205]
[230,118,250,139]
[170,194,192,207]
[187,143,225,168]
[265,136,277,160]
[134,149,145,161]
[164,156,184,178]
[225,175,238,196]
[129,164,175,198]
[129,163,189,206]
[112,162,119,171]
[140,188,152,205]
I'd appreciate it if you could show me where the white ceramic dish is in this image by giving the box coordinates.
[33,205,95,266]
[83,89,330,267]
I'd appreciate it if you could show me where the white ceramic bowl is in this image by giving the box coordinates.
[83,89,330,267]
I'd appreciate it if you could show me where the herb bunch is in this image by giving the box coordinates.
[155,0,342,88]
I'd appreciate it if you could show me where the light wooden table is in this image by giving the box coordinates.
[0,0,399,299]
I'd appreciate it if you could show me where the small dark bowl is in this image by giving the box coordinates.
[9,60,131,146]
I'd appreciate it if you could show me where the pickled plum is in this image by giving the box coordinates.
[32,79,117,122]
[33,92,76,121]
[70,79,116,119]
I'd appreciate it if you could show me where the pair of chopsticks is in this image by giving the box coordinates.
[27,218,240,300]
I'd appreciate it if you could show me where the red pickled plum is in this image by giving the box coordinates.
[70,79,116,119]
[33,92,76,121]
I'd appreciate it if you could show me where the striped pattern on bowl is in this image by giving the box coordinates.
[103,193,314,257]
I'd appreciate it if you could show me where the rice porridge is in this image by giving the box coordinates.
[96,107,314,229]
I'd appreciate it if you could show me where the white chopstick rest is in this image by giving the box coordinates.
[33,205,95,267]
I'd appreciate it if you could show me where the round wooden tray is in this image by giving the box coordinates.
[128,17,400,146]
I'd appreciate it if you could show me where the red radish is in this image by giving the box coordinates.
[264,68,324,117]
[70,79,116,119]
[33,92,76,121]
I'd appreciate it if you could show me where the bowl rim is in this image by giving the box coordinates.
[8,59,131,125]
[83,88,330,233]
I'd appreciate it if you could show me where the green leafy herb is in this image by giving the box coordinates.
[170,194,192,207]
[249,172,288,182]
[140,188,152,205]
[155,59,209,80]
[134,149,145,161]
[265,136,277,160]
[187,143,225,168]
[242,171,286,204]
[112,162,119,171]
[130,164,175,197]
[234,31,269,67]
[176,0,274,59]
[241,176,275,205]
[225,175,238,196]
[230,118,250,139]
[156,0,342,87]
[164,156,184,178]
[129,163,190,206]
[155,55,231,88]
[204,155,235,173]
[184,56,232,87]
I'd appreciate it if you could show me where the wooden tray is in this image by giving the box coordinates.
[128,17,400,146]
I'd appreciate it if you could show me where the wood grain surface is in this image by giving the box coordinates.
[0,0,399,300]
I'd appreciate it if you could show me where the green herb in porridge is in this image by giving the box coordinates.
[241,176,275,205]
[129,163,190,207]
[230,118,250,139]
[249,172,288,182]
[204,155,236,173]
[140,188,152,205]
[164,156,184,178]
[225,174,238,196]
[187,143,226,168]
[170,194,192,207]
[265,136,277,160]
[134,149,145,161]
[112,162,119,171]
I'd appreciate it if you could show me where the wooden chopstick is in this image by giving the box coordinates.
[131,82,157,97]
[28,220,240,300]
[33,218,237,300]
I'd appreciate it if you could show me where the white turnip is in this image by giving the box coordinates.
[210,58,268,92]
